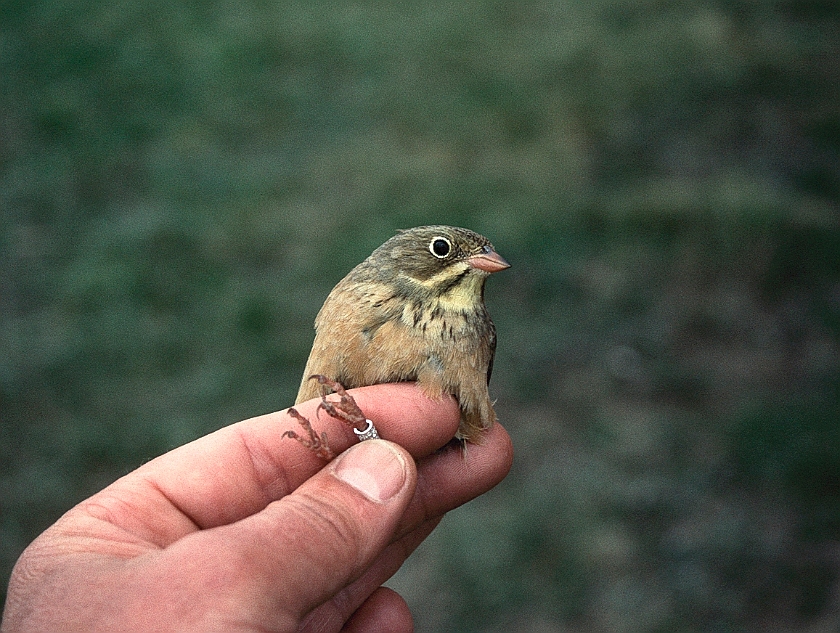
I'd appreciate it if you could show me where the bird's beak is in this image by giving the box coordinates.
[468,246,510,273]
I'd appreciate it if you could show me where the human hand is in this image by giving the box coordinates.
[1,383,513,632]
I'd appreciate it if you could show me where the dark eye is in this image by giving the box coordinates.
[429,237,452,258]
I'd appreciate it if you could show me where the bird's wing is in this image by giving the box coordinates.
[486,317,497,385]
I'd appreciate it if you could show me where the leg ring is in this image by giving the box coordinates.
[353,419,380,442]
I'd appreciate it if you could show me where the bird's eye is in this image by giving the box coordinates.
[429,237,452,258]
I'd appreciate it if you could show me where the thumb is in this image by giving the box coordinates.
[199,439,417,626]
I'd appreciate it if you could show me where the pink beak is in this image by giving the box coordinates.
[468,247,510,273]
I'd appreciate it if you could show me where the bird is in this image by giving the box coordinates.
[287,225,509,457]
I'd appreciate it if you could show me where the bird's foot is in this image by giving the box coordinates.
[310,375,369,431]
[282,407,335,460]
[282,376,370,460]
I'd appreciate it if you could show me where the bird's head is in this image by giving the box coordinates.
[358,225,509,304]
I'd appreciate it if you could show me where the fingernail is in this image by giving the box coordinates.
[332,440,407,503]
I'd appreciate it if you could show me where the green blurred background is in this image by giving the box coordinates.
[2,0,840,630]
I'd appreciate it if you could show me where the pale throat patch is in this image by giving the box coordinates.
[397,263,484,330]
[433,271,484,312]
[401,262,486,312]
[404,262,483,312]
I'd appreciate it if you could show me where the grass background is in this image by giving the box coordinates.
[2,0,840,630]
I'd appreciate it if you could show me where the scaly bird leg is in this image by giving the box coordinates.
[310,375,369,431]
[282,375,371,460]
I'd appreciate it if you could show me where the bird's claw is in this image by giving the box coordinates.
[310,375,369,430]
[282,408,335,460]
[282,376,369,460]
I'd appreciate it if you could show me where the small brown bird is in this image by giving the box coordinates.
[290,225,509,453]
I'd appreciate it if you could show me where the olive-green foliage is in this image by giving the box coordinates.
[2,0,839,630]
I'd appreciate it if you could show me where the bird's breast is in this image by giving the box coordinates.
[397,272,487,338]
[399,299,486,343]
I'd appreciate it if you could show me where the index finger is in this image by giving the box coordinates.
[82,383,461,546]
